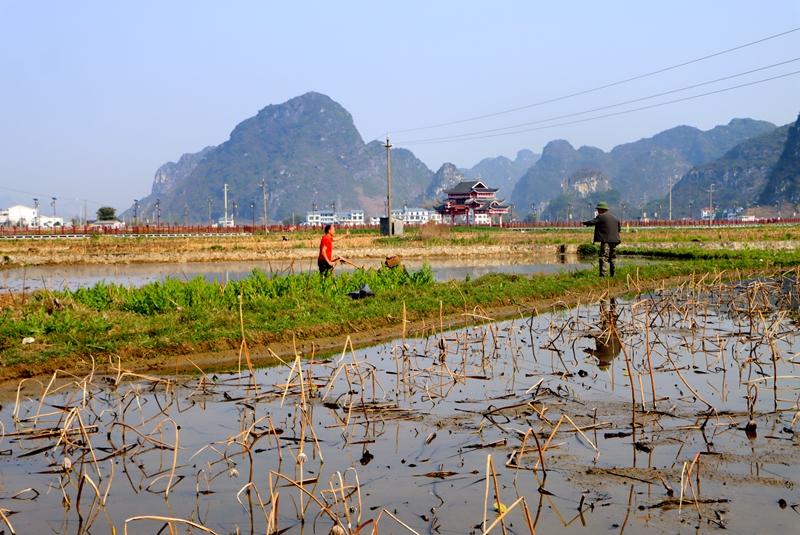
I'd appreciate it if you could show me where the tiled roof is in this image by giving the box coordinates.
[444,180,499,194]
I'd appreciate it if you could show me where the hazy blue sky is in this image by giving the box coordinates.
[1,1,799,217]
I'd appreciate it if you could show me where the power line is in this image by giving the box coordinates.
[398,69,800,146]
[397,57,800,144]
[388,26,800,136]
[0,185,105,206]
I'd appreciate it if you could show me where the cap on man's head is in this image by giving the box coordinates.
[596,201,609,210]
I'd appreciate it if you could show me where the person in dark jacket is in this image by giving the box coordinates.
[582,201,621,277]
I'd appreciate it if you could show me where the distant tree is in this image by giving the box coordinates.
[97,206,117,221]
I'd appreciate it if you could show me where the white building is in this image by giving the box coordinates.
[305,209,364,227]
[306,209,335,226]
[404,207,430,225]
[4,205,37,226]
[313,207,442,227]
[473,212,491,225]
[88,219,126,230]
[37,215,64,228]
[0,205,64,227]
[368,208,441,226]
[337,209,364,226]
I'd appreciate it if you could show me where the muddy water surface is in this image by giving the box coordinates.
[0,256,592,292]
[1,277,799,534]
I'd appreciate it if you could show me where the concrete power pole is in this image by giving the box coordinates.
[668,175,673,221]
[261,179,268,228]
[708,183,715,224]
[223,183,229,226]
[384,136,393,235]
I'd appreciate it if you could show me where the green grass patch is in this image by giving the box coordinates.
[2,248,800,369]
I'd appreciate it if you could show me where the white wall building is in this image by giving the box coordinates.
[305,209,364,227]
[337,209,364,226]
[0,205,64,227]
[37,215,64,228]
[5,205,37,226]
[312,207,443,227]
[473,213,491,225]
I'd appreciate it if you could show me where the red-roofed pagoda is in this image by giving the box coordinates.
[434,180,511,226]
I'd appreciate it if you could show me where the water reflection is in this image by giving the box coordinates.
[585,298,622,370]
[0,255,593,292]
[1,279,799,534]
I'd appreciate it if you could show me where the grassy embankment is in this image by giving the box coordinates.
[1,244,800,378]
[2,223,800,267]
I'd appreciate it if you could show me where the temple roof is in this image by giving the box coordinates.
[444,180,499,195]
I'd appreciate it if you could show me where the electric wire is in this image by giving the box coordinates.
[388,26,800,136]
[0,185,104,207]
[399,69,800,145]
[396,57,800,144]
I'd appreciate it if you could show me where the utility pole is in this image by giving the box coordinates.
[708,183,715,224]
[668,175,673,221]
[232,201,238,226]
[384,136,393,235]
[33,198,39,227]
[207,197,212,226]
[223,183,229,226]
[250,201,255,229]
[155,198,161,226]
[133,199,139,225]
[51,197,57,218]
[261,179,268,228]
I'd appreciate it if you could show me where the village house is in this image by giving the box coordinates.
[305,209,364,227]
[0,205,64,228]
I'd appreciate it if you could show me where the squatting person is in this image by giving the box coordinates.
[317,224,348,276]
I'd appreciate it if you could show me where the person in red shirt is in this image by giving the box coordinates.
[318,224,347,275]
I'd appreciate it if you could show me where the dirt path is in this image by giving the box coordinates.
[2,230,799,268]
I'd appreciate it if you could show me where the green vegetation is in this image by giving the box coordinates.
[96,206,117,220]
[69,266,434,315]
[2,247,800,373]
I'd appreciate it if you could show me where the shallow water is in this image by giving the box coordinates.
[1,276,799,534]
[0,255,592,292]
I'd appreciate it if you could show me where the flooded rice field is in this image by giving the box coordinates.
[2,274,800,534]
[0,256,592,293]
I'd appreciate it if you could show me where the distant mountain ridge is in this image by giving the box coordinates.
[669,123,791,218]
[125,91,786,223]
[126,92,433,223]
[150,146,215,197]
[422,163,467,205]
[460,149,539,201]
[512,119,776,212]
[759,114,800,206]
